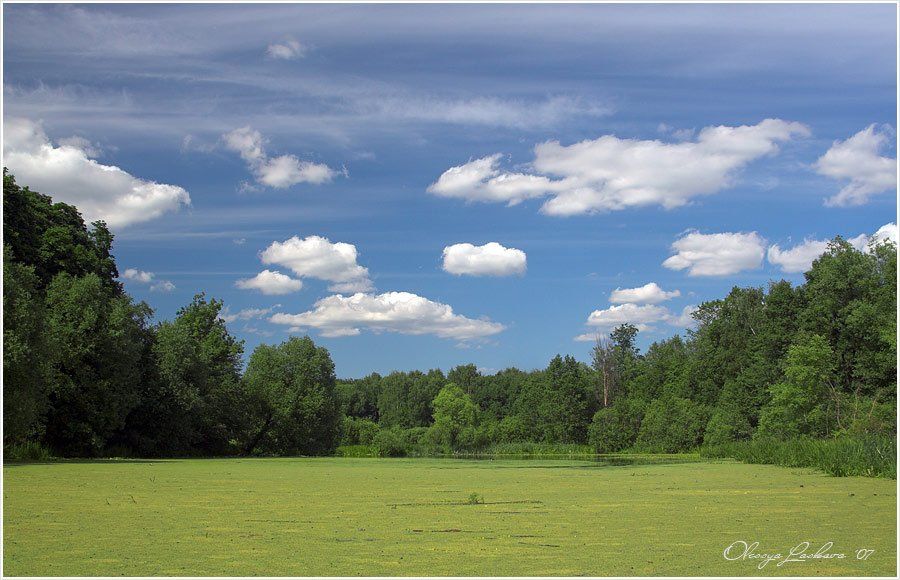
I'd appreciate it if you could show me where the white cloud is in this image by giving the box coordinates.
[150,280,176,293]
[609,282,680,304]
[122,268,154,283]
[260,235,373,292]
[767,240,829,273]
[429,119,809,216]
[223,126,337,189]
[585,303,673,332]
[669,304,699,328]
[871,222,899,245]
[121,267,176,291]
[816,125,897,207]
[235,270,303,295]
[768,222,900,273]
[219,305,280,324]
[266,38,306,60]
[427,154,554,206]
[578,301,697,339]
[57,135,102,157]
[442,242,527,277]
[270,291,505,340]
[3,117,190,228]
[663,231,766,276]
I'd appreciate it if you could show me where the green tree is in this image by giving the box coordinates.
[636,396,705,453]
[153,294,245,455]
[43,273,150,456]
[3,170,120,293]
[243,336,340,455]
[2,246,51,445]
[588,398,642,453]
[757,334,835,439]
[425,383,478,451]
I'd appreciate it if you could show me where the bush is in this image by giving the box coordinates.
[5,441,53,462]
[703,405,752,446]
[335,445,377,457]
[700,435,896,478]
[372,426,427,457]
[635,396,704,453]
[340,417,380,446]
[588,401,641,453]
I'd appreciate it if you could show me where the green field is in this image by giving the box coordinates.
[4,458,896,576]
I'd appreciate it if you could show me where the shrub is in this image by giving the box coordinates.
[5,441,53,462]
[635,396,704,453]
[340,417,380,446]
[700,435,896,478]
[588,401,641,453]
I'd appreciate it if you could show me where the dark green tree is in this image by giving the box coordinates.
[243,336,340,455]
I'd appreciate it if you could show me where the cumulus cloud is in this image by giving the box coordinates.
[767,240,829,274]
[768,222,900,273]
[669,305,699,328]
[235,270,303,295]
[219,305,281,324]
[270,291,505,340]
[3,117,190,228]
[122,268,154,283]
[121,267,175,291]
[609,282,680,305]
[442,242,527,276]
[429,119,809,216]
[663,231,766,276]
[260,235,373,292]
[266,38,306,60]
[223,126,337,189]
[150,280,176,293]
[585,303,673,332]
[577,301,697,339]
[816,125,897,207]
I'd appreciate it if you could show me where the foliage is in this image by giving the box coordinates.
[635,396,705,453]
[588,399,641,453]
[424,383,478,451]
[3,247,51,445]
[4,441,54,462]
[243,336,341,456]
[42,273,151,456]
[701,435,896,478]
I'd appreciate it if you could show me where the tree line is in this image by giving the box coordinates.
[3,171,896,458]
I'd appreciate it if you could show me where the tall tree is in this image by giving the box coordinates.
[243,336,340,455]
[153,294,245,455]
[3,246,51,445]
[43,273,150,456]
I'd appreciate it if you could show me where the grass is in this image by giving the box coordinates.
[701,436,897,479]
[4,457,896,576]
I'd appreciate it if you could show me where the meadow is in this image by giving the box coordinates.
[4,457,896,576]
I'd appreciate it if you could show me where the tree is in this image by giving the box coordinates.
[42,273,150,456]
[636,396,705,453]
[153,294,245,455]
[757,334,834,439]
[448,364,481,396]
[3,170,120,293]
[243,336,341,455]
[588,399,642,453]
[425,383,478,451]
[591,336,618,407]
[3,246,51,445]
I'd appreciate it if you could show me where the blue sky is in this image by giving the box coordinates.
[3,3,897,377]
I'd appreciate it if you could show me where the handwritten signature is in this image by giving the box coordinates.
[723,540,874,569]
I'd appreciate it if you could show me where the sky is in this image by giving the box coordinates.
[3,3,898,378]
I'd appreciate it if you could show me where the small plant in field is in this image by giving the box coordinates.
[465,492,484,505]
